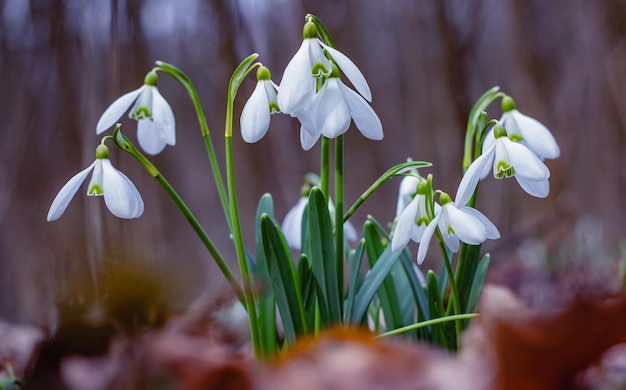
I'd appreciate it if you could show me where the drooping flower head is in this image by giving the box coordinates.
[96,71,175,155]
[47,144,144,221]
[456,123,551,205]
[483,95,560,161]
[277,19,382,149]
[298,64,383,148]
[240,65,280,143]
[391,181,432,253]
[416,192,500,264]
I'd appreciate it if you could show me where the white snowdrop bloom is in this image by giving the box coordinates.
[396,175,423,218]
[47,144,144,221]
[416,193,499,265]
[240,66,280,143]
[391,182,432,254]
[483,95,560,160]
[96,71,175,155]
[456,124,551,206]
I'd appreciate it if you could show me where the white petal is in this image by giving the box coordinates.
[101,159,144,218]
[396,176,421,217]
[308,39,332,76]
[316,79,351,138]
[240,81,271,143]
[482,127,496,154]
[392,196,420,252]
[502,138,550,180]
[516,176,550,198]
[87,159,104,196]
[277,40,317,114]
[318,41,372,101]
[129,85,153,120]
[300,125,320,150]
[460,206,500,240]
[436,208,460,252]
[281,197,308,250]
[47,161,96,221]
[445,204,487,245]
[137,120,168,155]
[416,215,440,265]
[510,110,560,159]
[339,82,383,140]
[96,87,143,134]
[151,87,176,146]
[344,220,358,242]
[455,145,495,206]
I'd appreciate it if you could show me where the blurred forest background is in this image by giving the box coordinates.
[1,0,625,325]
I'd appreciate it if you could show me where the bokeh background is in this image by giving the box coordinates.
[1,0,625,324]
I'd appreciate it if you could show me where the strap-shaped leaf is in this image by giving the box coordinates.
[466,254,490,314]
[261,214,307,344]
[363,221,403,330]
[349,246,402,324]
[344,239,365,322]
[426,270,448,349]
[305,187,341,325]
[255,194,277,357]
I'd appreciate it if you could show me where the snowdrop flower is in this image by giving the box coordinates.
[298,64,383,144]
[96,71,175,155]
[396,174,423,218]
[277,20,377,146]
[47,144,144,221]
[282,194,358,250]
[483,95,560,160]
[391,182,432,253]
[240,65,280,143]
[456,124,551,204]
[416,192,499,265]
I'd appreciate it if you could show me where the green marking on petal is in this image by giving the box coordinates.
[131,106,152,120]
[447,225,455,236]
[509,133,523,142]
[417,216,430,226]
[496,160,514,178]
[269,101,280,114]
[88,183,104,196]
[311,62,329,77]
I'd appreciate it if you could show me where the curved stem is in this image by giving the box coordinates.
[154,62,231,229]
[225,100,261,357]
[112,127,244,303]
[375,313,479,338]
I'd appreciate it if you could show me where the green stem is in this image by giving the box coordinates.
[111,128,244,303]
[320,137,330,199]
[436,233,462,349]
[225,124,261,357]
[154,62,231,229]
[335,134,344,314]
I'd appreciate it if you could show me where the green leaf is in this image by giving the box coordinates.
[305,187,341,325]
[363,221,403,331]
[426,270,448,349]
[350,246,402,324]
[344,239,365,322]
[466,254,490,314]
[298,253,318,330]
[261,214,307,344]
[398,252,431,340]
[255,194,277,357]
[455,243,483,317]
